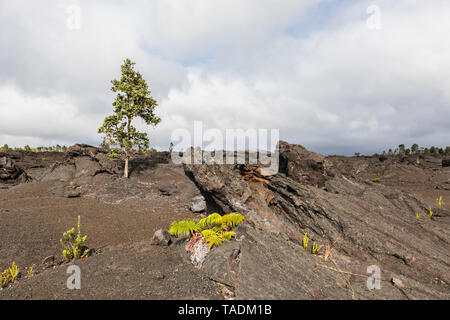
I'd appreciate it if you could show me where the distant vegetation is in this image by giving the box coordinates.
[0,144,68,153]
[379,144,450,156]
[369,144,450,157]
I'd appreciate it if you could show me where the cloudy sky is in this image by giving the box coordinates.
[1,0,449,155]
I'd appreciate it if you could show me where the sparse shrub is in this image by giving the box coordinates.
[311,243,322,255]
[371,177,381,183]
[303,233,308,250]
[1,270,11,288]
[1,262,19,288]
[9,262,18,281]
[60,216,90,260]
[26,265,35,276]
[169,212,245,248]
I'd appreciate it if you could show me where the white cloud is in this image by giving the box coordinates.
[0,84,100,146]
[1,0,450,154]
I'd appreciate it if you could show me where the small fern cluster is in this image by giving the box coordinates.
[169,212,245,248]
[60,216,90,260]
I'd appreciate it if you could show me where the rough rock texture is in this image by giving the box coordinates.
[150,229,172,246]
[0,156,25,183]
[278,141,335,188]
[185,145,450,299]
[1,144,450,300]
[443,158,450,167]
[189,195,207,213]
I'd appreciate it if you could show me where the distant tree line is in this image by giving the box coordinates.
[372,144,450,157]
[0,144,68,153]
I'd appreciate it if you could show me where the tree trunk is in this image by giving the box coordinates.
[124,154,129,178]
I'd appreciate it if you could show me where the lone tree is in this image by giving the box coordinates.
[98,58,161,178]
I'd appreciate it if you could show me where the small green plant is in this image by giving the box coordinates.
[27,265,35,276]
[311,243,322,255]
[1,270,11,288]
[169,212,245,248]
[303,233,308,250]
[60,216,90,260]
[8,262,18,281]
[1,262,19,288]
[371,178,381,183]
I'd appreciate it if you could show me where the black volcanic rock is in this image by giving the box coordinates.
[0,156,24,182]
[442,158,450,167]
[278,140,335,187]
[185,145,450,299]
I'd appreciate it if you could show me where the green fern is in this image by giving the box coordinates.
[222,231,236,241]
[170,212,244,248]
[198,213,222,229]
[221,213,245,229]
[169,219,201,237]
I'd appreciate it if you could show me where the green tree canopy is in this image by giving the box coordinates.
[98,58,161,178]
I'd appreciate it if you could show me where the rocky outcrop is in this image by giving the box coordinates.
[0,156,27,183]
[189,195,207,213]
[184,145,450,299]
[443,158,450,167]
[150,229,172,247]
[278,141,335,187]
